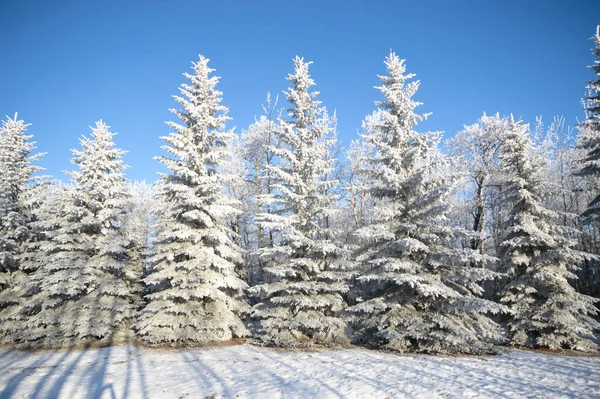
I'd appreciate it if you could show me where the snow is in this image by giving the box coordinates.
[1,344,599,398]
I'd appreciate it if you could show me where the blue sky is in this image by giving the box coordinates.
[1,0,598,182]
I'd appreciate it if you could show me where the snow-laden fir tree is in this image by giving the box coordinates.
[498,117,599,352]
[16,121,140,349]
[577,26,600,225]
[0,115,45,344]
[135,55,249,346]
[345,52,505,354]
[249,57,349,347]
[1,181,66,343]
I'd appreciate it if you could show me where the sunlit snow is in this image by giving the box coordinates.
[1,344,599,398]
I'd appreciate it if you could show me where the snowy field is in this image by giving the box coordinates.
[0,344,599,398]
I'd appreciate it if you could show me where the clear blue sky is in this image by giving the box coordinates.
[1,0,598,182]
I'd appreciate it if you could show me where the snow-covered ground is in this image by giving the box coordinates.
[0,344,598,398]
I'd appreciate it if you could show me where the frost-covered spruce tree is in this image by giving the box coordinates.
[0,114,44,344]
[249,57,349,347]
[17,121,140,349]
[499,117,599,352]
[345,52,505,354]
[135,56,249,346]
[4,181,68,344]
[577,26,600,224]
[0,183,62,345]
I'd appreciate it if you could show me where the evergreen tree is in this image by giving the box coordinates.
[249,57,349,347]
[135,55,249,346]
[16,121,140,349]
[0,115,45,344]
[345,52,505,354]
[577,26,600,225]
[499,117,599,352]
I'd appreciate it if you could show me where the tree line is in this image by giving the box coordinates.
[0,27,599,354]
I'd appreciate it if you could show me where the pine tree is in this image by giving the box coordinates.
[249,57,349,347]
[0,114,44,344]
[499,117,599,352]
[135,55,249,346]
[345,52,505,354]
[577,26,600,225]
[16,121,140,349]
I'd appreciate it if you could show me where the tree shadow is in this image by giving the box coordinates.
[37,349,89,399]
[0,347,29,370]
[180,349,228,396]
[178,345,347,397]
[0,351,54,398]
[0,342,151,399]
[69,346,116,399]
[131,344,149,399]
[255,348,346,397]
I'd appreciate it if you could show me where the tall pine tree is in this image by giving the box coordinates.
[249,57,349,347]
[135,55,249,346]
[345,52,505,354]
[0,114,44,344]
[499,117,599,352]
[16,121,140,349]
